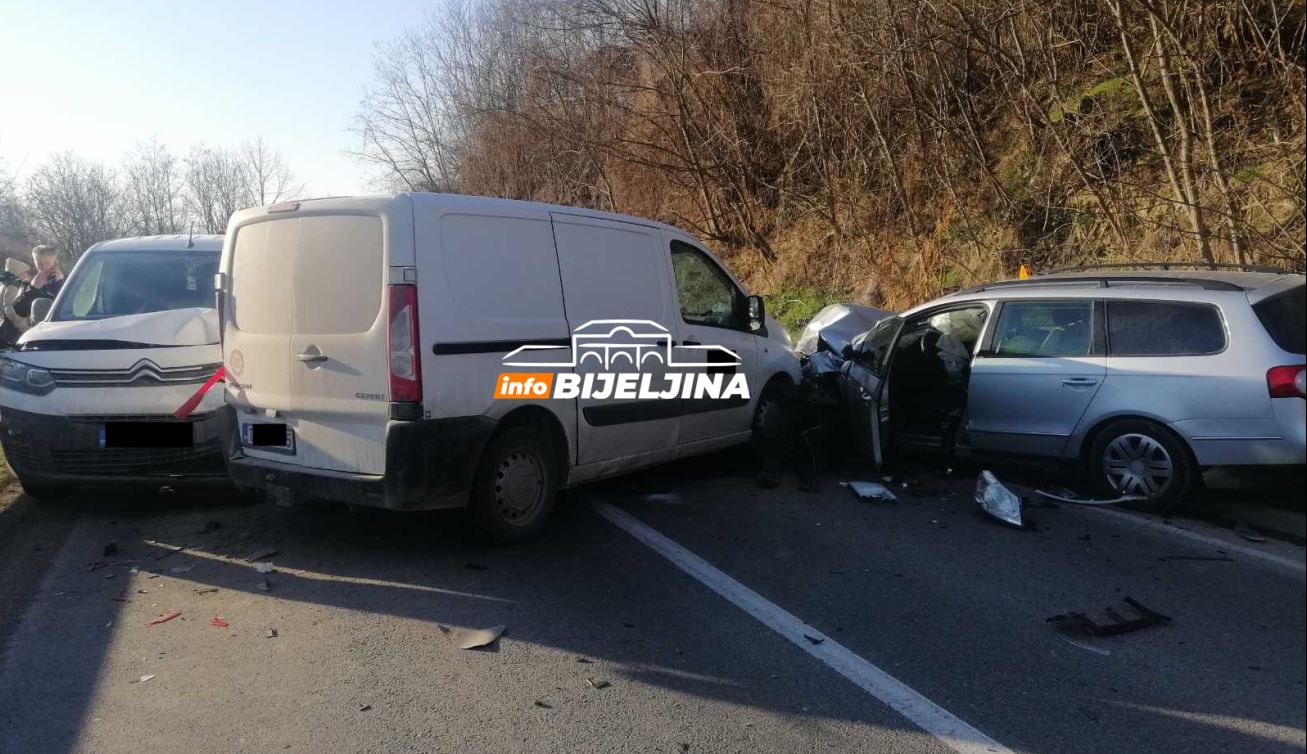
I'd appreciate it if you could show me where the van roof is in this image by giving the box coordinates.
[289,193,695,238]
[87,234,225,253]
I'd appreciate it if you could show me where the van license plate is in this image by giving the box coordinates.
[101,422,193,448]
[242,423,294,452]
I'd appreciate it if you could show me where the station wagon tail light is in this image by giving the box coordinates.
[387,284,422,404]
[1266,365,1306,399]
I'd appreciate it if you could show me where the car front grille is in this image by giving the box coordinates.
[49,442,224,477]
[49,361,221,388]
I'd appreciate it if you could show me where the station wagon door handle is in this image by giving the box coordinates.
[296,352,328,363]
[1061,377,1098,387]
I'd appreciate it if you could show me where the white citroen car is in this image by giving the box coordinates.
[0,235,227,498]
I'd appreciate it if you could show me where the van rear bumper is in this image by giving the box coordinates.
[218,407,496,511]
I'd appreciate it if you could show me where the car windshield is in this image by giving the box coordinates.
[52,250,220,321]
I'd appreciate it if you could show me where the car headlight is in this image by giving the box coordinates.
[0,357,55,395]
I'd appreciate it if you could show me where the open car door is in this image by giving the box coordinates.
[842,316,902,468]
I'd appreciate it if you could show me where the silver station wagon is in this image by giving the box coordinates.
[841,266,1306,511]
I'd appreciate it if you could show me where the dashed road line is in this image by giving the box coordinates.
[592,500,1012,754]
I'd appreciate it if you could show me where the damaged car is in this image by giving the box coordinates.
[0,235,227,498]
[836,266,1306,512]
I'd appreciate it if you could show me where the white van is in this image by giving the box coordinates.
[217,194,800,540]
[0,236,227,498]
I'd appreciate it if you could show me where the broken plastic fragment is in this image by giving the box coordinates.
[1034,489,1142,506]
[136,674,155,683]
[148,610,182,626]
[210,617,230,628]
[255,562,275,574]
[586,678,611,689]
[445,624,506,650]
[1047,596,1172,637]
[265,628,279,639]
[975,470,1023,527]
[845,481,898,502]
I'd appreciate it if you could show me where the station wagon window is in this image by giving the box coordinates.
[992,301,1094,357]
[1106,300,1225,356]
[1252,286,1305,355]
[670,241,744,330]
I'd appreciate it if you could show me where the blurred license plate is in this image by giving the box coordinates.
[242,423,294,451]
[101,422,193,448]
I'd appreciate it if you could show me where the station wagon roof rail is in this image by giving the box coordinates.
[954,275,1246,295]
[1047,261,1290,275]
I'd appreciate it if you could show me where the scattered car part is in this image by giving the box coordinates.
[148,610,182,626]
[440,624,506,650]
[1046,596,1172,636]
[1232,521,1266,542]
[975,470,1024,527]
[1035,489,1143,506]
[843,481,898,502]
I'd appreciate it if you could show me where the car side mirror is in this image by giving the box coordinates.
[747,295,766,333]
[29,298,53,324]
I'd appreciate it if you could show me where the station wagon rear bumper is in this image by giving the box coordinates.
[218,406,496,510]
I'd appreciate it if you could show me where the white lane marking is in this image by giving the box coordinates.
[1084,507,1305,579]
[592,501,1011,754]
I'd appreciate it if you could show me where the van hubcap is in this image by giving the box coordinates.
[1103,434,1173,498]
[494,449,545,523]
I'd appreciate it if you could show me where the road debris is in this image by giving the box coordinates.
[803,633,824,645]
[196,520,222,534]
[255,562,275,574]
[842,481,898,503]
[586,678,611,690]
[439,624,506,650]
[210,617,230,628]
[257,577,272,592]
[1158,554,1235,562]
[169,563,194,574]
[1233,522,1266,543]
[534,700,553,709]
[1046,596,1172,637]
[134,674,156,684]
[643,492,683,505]
[359,704,372,712]
[147,610,182,626]
[194,587,219,595]
[147,541,184,560]
[1035,489,1143,506]
[1058,636,1112,656]
[576,657,594,664]
[246,548,279,562]
[975,470,1024,527]
[265,628,279,639]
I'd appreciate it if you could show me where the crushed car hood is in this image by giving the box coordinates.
[796,304,894,356]
[18,307,219,349]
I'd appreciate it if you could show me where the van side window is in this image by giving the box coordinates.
[992,301,1094,357]
[670,241,743,330]
[1107,300,1225,356]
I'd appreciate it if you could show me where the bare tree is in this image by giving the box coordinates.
[0,158,28,242]
[122,138,186,236]
[23,152,123,265]
[239,136,304,205]
[184,147,247,234]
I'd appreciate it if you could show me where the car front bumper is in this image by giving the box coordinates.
[0,406,228,486]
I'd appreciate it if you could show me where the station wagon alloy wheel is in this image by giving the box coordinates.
[1102,433,1173,498]
[494,449,546,523]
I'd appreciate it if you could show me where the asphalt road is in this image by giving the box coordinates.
[0,453,1303,754]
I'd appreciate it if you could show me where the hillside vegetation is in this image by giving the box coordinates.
[356,0,1306,315]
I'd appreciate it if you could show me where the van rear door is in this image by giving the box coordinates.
[223,197,412,474]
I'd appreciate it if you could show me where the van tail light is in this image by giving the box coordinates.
[1266,365,1306,399]
[387,284,422,405]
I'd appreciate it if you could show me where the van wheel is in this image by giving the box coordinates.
[1087,419,1194,513]
[468,425,558,543]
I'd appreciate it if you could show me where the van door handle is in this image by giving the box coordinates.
[1061,377,1098,387]
[297,351,328,363]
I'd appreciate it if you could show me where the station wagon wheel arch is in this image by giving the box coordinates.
[1080,414,1200,511]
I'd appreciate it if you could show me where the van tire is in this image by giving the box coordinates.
[468,425,559,543]
[1087,419,1194,513]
